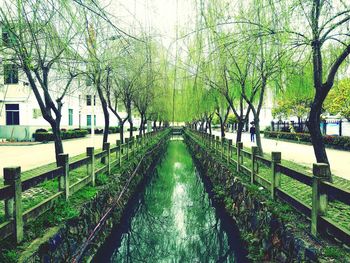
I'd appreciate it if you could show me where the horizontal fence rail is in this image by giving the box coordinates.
[0,128,170,243]
[186,128,350,245]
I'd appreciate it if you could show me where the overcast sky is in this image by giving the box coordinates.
[101,0,196,49]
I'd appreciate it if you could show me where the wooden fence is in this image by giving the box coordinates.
[0,129,169,243]
[186,129,350,245]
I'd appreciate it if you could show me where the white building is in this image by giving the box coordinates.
[0,21,145,142]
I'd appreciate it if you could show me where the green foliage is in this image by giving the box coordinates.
[323,246,344,260]
[324,79,350,120]
[108,127,120,133]
[272,97,312,120]
[96,173,109,185]
[33,130,88,142]
[0,249,18,263]
[212,115,220,125]
[227,114,238,124]
[127,127,138,132]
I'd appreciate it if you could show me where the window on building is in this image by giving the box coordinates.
[68,109,73,126]
[2,30,9,46]
[2,26,16,47]
[87,115,96,126]
[6,104,19,125]
[4,64,18,84]
[86,95,96,106]
[86,95,91,106]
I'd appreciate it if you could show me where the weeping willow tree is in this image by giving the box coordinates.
[0,0,87,164]
[272,63,315,127]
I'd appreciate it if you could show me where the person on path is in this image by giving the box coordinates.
[250,124,256,143]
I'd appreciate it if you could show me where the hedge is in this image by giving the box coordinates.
[264,131,350,150]
[127,127,138,131]
[86,128,104,134]
[33,130,89,142]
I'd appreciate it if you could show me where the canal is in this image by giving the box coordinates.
[94,140,245,262]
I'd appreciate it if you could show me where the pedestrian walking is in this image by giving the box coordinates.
[250,124,256,143]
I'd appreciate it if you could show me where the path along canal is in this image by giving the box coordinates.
[94,140,245,262]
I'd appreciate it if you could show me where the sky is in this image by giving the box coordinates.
[101,0,196,49]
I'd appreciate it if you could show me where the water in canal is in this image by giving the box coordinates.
[95,140,244,262]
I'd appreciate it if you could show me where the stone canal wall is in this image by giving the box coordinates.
[23,135,169,262]
[184,133,325,262]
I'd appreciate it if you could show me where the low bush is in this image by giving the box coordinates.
[127,127,138,131]
[35,128,48,133]
[264,131,350,150]
[86,128,104,134]
[33,129,88,142]
[108,126,121,133]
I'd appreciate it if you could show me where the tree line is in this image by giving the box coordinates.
[0,0,174,164]
[176,0,350,181]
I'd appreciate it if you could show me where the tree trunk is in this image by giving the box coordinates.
[236,121,244,144]
[254,117,263,155]
[208,121,212,135]
[96,83,109,148]
[100,104,109,164]
[139,114,144,137]
[120,122,125,144]
[219,118,225,138]
[129,118,133,138]
[52,122,64,165]
[307,103,332,181]
[143,118,146,135]
[153,120,157,131]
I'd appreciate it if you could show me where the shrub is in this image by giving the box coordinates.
[264,131,350,150]
[35,128,48,133]
[108,126,121,133]
[127,127,138,131]
[33,129,88,142]
[86,128,104,134]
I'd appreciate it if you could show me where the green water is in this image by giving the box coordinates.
[99,141,239,262]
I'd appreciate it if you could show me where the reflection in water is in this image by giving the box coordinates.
[102,141,239,262]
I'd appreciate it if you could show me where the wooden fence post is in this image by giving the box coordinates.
[126,138,130,160]
[271,152,281,200]
[227,139,232,165]
[116,140,121,165]
[58,154,69,200]
[4,169,14,221]
[4,167,23,243]
[236,142,243,173]
[311,163,329,237]
[251,146,259,184]
[87,147,95,186]
[103,142,111,175]
[119,141,122,166]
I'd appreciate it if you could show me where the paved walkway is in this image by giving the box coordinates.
[212,130,350,180]
[0,133,134,178]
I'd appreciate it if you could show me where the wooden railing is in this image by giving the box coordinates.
[0,129,170,243]
[186,129,350,245]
